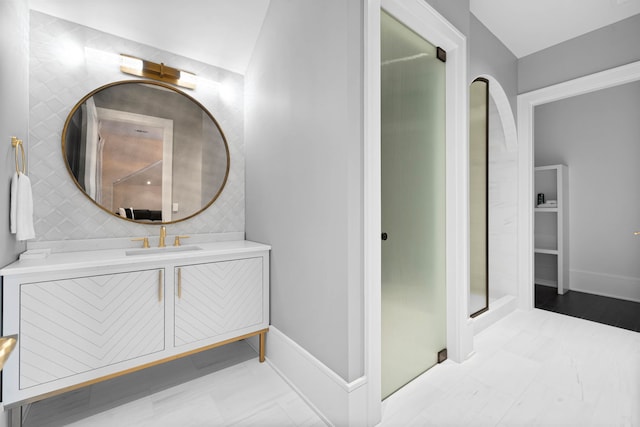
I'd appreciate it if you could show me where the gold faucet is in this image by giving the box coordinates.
[173,235,190,246]
[159,226,166,248]
[131,237,150,248]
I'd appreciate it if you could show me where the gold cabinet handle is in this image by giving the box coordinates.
[158,270,163,302]
[177,268,182,299]
[634,232,640,235]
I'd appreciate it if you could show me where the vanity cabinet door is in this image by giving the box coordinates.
[19,269,165,389]
[174,257,263,346]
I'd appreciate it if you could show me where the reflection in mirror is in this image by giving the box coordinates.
[62,80,229,224]
[469,78,489,318]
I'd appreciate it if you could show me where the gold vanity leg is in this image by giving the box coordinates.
[259,331,266,363]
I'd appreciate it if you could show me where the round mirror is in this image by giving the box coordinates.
[62,80,230,224]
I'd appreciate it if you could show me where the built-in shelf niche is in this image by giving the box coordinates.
[534,164,569,294]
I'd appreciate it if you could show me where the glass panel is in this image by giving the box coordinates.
[469,79,489,317]
[381,10,447,400]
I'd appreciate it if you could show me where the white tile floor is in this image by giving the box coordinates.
[22,309,640,426]
[22,343,326,427]
[380,308,640,426]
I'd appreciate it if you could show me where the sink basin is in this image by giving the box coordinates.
[126,245,203,256]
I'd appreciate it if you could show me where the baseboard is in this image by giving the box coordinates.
[570,270,640,303]
[264,326,369,427]
[471,295,517,334]
[535,278,557,288]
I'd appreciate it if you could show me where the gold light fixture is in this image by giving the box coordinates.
[120,54,197,90]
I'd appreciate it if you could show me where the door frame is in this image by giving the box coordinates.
[364,0,470,424]
[96,107,174,221]
[516,60,640,310]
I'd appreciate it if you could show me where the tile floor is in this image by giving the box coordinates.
[22,343,326,427]
[380,308,640,426]
[535,284,640,332]
[22,308,640,426]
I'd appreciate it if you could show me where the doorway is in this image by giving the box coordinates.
[380,9,447,399]
[531,78,640,331]
[95,108,174,221]
[517,60,640,310]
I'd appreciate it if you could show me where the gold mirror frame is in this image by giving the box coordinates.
[61,80,230,225]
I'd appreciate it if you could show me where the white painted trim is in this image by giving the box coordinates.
[517,60,640,310]
[473,75,517,152]
[364,0,470,425]
[535,278,558,288]
[570,269,640,303]
[471,295,517,335]
[265,326,368,427]
[363,1,382,426]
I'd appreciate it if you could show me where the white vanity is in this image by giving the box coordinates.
[0,240,270,408]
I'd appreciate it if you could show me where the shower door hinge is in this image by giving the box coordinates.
[437,348,447,363]
[436,47,446,63]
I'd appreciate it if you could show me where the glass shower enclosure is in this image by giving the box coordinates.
[380,10,447,399]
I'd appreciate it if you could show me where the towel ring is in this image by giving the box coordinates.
[11,137,25,174]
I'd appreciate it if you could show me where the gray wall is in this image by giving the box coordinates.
[244,0,515,383]
[0,1,28,420]
[519,13,640,93]
[535,81,640,302]
[0,0,28,269]
[425,0,470,36]
[245,0,364,382]
[469,14,517,118]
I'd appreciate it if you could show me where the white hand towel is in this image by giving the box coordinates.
[15,173,35,241]
[10,172,17,234]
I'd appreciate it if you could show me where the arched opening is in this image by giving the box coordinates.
[469,77,489,317]
[469,75,519,332]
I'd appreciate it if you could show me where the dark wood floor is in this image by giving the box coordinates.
[535,284,640,333]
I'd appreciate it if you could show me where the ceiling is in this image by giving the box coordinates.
[29,0,271,75]
[29,0,640,70]
[471,0,640,58]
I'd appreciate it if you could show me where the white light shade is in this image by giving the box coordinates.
[120,55,143,71]
[179,70,198,86]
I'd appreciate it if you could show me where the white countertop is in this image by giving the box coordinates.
[0,240,270,276]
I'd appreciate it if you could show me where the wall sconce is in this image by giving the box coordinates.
[120,54,197,90]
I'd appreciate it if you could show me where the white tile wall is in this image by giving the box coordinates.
[29,11,245,243]
[488,96,518,301]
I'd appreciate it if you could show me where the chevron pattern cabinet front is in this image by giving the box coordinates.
[175,257,263,346]
[1,241,270,407]
[19,269,165,389]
